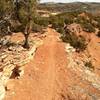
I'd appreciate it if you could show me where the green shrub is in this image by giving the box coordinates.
[56,12,78,25]
[0,20,12,36]
[75,36,87,51]
[50,16,64,29]
[82,23,95,33]
[61,30,87,51]
[57,27,65,34]
[11,24,25,33]
[32,23,43,33]
[64,18,73,25]
[75,16,95,33]
[52,20,64,29]
[34,17,50,27]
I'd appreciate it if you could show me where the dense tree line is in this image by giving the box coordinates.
[49,11,100,51]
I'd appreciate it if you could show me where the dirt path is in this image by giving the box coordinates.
[4,28,68,100]
[4,28,100,100]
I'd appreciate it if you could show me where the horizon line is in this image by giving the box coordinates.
[40,1,100,3]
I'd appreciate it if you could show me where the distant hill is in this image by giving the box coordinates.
[38,2,100,14]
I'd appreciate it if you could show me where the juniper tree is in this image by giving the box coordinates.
[0,0,14,36]
[0,0,39,48]
[14,0,39,49]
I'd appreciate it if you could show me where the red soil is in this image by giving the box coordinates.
[4,28,100,100]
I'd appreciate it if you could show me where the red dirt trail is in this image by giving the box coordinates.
[4,28,68,100]
[4,28,100,100]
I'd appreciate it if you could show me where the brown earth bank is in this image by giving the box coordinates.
[65,23,100,76]
[4,28,100,100]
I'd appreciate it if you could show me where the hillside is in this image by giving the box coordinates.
[38,2,100,14]
[0,1,100,100]
[4,28,100,100]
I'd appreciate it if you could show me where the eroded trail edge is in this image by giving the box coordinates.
[4,28,68,100]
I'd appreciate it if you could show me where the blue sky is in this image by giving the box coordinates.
[41,0,100,3]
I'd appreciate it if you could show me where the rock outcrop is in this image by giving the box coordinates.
[65,43,100,99]
[0,38,43,100]
[66,23,91,42]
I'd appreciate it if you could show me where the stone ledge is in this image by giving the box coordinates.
[0,39,43,100]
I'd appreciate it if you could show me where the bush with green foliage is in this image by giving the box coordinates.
[0,0,13,19]
[0,0,14,36]
[61,30,87,51]
[93,16,100,28]
[82,23,95,33]
[57,27,65,34]
[50,15,64,29]
[93,16,100,23]
[49,12,96,33]
[64,18,73,25]
[32,23,42,33]
[52,12,78,26]
[34,17,50,27]
[75,16,95,33]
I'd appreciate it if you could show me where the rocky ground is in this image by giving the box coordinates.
[2,28,100,100]
[0,32,43,100]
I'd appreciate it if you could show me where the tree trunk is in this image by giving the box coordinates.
[23,32,30,49]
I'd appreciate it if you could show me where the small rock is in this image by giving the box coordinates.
[8,46,15,51]
[6,83,14,91]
